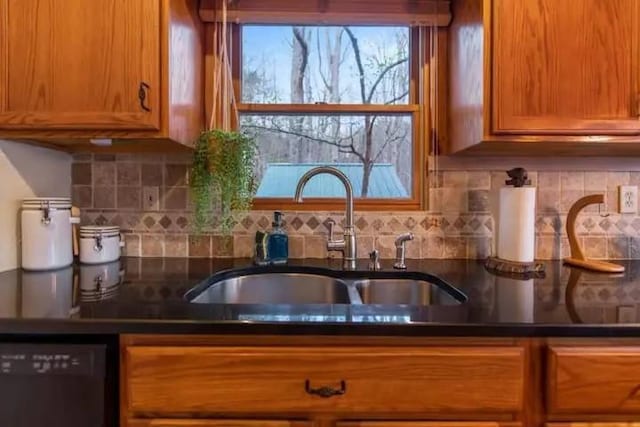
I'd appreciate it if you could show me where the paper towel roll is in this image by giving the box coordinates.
[497,186,536,263]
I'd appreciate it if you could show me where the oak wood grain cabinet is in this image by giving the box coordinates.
[121,338,526,427]
[127,421,312,427]
[338,423,521,427]
[448,0,640,155]
[0,0,203,152]
[547,346,640,415]
[124,346,524,416]
[547,424,640,427]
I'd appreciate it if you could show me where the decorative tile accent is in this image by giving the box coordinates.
[403,216,417,230]
[159,215,172,229]
[306,216,320,230]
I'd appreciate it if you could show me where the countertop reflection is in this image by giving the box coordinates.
[1,257,640,336]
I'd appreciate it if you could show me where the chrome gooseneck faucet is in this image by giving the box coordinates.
[294,166,357,270]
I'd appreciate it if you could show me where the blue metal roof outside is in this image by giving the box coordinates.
[256,163,409,198]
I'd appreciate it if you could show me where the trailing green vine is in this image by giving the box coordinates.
[190,130,258,234]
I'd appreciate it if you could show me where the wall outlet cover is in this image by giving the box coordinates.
[619,185,638,214]
[143,186,160,211]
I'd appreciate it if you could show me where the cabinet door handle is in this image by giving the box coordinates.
[304,380,346,398]
[138,82,151,112]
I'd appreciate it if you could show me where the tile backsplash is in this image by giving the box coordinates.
[71,153,640,260]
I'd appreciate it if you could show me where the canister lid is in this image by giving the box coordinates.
[22,197,72,209]
[79,225,120,237]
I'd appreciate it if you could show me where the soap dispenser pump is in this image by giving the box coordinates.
[267,211,289,265]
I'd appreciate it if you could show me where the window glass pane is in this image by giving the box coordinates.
[242,25,410,105]
[241,114,412,199]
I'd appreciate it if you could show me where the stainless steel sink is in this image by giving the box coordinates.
[189,272,355,304]
[354,278,464,306]
[186,267,466,307]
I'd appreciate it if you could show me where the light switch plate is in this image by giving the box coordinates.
[143,186,160,211]
[619,185,638,214]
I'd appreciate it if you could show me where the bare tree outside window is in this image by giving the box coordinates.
[241,26,412,199]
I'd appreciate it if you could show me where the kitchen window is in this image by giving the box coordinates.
[208,1,448,211]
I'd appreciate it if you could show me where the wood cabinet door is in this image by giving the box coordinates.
[0,0,160,130]
[547,346,640,414]
[124,346,524,416]
[127,420,311,427]
[491,0,640,135]
[337,423,521,427]
[547,424,640,427]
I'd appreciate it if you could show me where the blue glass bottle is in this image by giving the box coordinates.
[267,211,289,265]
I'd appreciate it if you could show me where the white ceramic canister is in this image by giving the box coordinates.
[21,198,79,271]
[79,226,123,264]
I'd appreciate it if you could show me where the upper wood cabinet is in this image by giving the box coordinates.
[0,0,203,151]
[493,0,640,135]
[448,0,640,155]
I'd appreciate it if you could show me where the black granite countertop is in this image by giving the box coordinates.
[1,257,640,337]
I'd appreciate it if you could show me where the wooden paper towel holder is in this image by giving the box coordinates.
[564,194,625,273]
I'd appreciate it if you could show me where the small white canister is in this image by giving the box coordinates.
[21,198,79,271]
[79,226,123,265]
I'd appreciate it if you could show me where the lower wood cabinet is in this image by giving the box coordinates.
[120,336,640,427]
[127,421,311,427]
[547,424,640,427]
[338,423,521,427]
[124,346,524,416]
[126,421,520,427]
[547,346,640,414]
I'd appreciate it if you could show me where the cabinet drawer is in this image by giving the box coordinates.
[548,346,640,414]
[127,420,311,427]
[124,346,524,416]
[338,423,521,427]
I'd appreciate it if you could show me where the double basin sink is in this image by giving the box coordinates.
[185,266,467,307]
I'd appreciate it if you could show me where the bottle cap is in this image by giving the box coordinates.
[273,211,283,227]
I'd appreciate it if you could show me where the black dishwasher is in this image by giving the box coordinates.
[0,335,118,427]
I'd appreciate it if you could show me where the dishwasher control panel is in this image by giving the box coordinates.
[0,344,104,376]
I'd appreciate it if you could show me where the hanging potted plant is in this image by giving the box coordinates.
[191,129,257,233]
[190,0,257,234]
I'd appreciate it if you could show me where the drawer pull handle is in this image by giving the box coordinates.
[304,379,346,398]
[138,82,151,112]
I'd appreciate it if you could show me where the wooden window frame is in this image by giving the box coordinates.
[230,24,432,212]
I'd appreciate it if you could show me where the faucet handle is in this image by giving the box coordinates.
[327,219,336,241]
